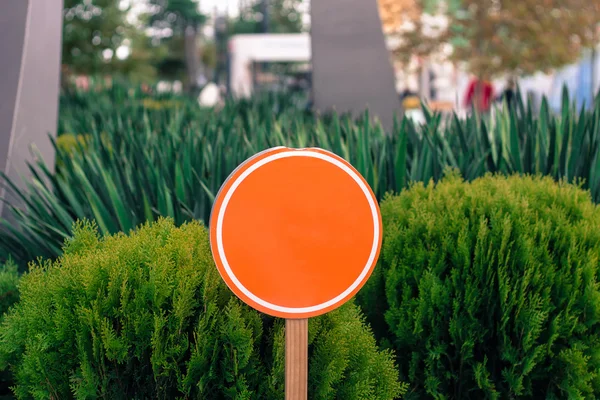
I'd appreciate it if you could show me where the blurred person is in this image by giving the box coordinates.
[498,77,516,108]
[464,77,494,113]
[429,69,437,100]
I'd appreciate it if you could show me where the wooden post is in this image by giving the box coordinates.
[285,319,308,400]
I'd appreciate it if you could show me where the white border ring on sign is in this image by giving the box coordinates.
[215,149,380,314]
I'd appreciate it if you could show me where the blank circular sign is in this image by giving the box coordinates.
[209,147,382,319]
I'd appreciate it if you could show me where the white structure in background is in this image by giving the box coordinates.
[229,34,311,97]
[0,0,62,217]
[198,82,222,107]
[157,80,183,93]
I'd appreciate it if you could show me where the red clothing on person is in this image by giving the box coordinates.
[464,79,494,112]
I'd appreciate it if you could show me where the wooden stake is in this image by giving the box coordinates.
[285,318,308,400]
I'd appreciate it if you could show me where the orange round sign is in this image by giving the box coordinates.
[209,147,382,319]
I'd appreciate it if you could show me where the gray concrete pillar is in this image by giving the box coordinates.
[310,0,401,130]
[0,0,63,216]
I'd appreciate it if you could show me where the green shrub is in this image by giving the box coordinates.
[0,261,19,318]
[360,174,600,399]
[0,261,19,398]
[0,219,404,400]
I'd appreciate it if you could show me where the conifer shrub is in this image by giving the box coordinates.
[0,219,404,400]
[0,261,19,397]
[0,261,19,318]
[360,173,600,399]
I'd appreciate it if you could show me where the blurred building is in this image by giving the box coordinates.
[228,33,311,97]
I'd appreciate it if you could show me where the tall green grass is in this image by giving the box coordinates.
[1,85,599,266]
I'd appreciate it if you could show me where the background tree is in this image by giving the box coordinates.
[62,0,131,75]
[231,0,304,35]
[62,0,160,85]
[111,30,164,84]
[378,0,421,36]
[147,0,207,93]
[382,0,600,80]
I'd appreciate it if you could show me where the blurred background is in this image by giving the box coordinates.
[61,0,311,102]
[61,0,600,116]
[1,0,600,267]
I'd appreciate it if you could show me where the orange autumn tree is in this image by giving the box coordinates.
[378,0,422,35]
[380,0,600,81]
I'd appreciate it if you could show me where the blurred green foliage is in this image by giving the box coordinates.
[231,0,305,34]
[62,0,130,75]
[2,85,600,267]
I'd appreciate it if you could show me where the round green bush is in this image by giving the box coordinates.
[0,219,404,400]
[360,174,600,399]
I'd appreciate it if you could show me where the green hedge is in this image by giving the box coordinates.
[359,174,600,399]
[0,219,405,399]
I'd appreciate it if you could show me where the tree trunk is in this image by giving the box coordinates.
[184,24,202,94]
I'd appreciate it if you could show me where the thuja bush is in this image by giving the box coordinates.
[0,219,404,400]
[0,261,19,317]
[360,173,600,399]
[0,261,19,397]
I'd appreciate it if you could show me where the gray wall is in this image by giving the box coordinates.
[0,0,63,216]
[311,0,400,130]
